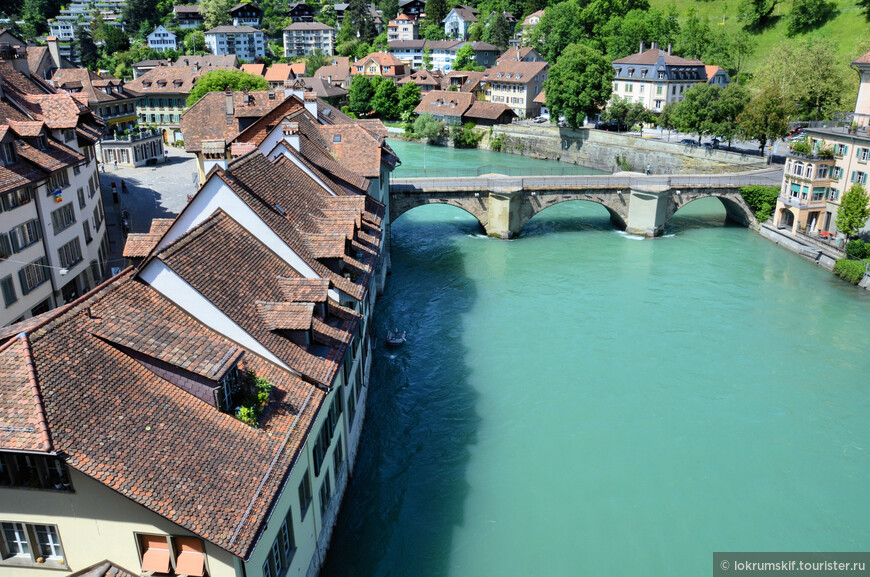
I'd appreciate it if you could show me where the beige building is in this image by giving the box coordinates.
[611,43,713,113]
[481,58,548,118]
[126,66,204,143]
[387,14,419,41]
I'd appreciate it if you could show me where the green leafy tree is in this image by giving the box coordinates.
[20,0,64,38]
[489,11,511,52]
[421,23,447,40]
[454,43,483,71]
[579,0,647,41]
[413,113,442,141]
[317,4,337,27]
[737,0,779,28]
[707,83,751,147]
[737,85,793,152]
[544,42,613,128]
[183,30,206,54]
[398,79,422,116]
[787,0,837,36]
[304,50,329,76]
[529,1,584,64]
[422,46,432,70]
[371,76,399,118]
[676,11,710,60]
[74,25,99,69]
[425,0,448,30]
[201,0,234,29]
[739,185,779,221]
[123,0,158,33]
[186,69,269,106]
[104,25,131,54]
[625,101,653,129]
[703,28,754,83]
[371,32,389,52]
[602,95,630,125]
[380,0,399,20]
[348,74,376,116]
[860,0,870,20]
[671,83,721,141]
[836,184,870,239]
[657,102,677,141]
[602,8,678,61]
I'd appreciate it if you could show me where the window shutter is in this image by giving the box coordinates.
[851,171,856,182]
[0,233,9,258]
[857,148,862,159]
[18,269,29,295]
[8,230,20,253]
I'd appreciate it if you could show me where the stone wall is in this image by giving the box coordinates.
[487,125,769,175]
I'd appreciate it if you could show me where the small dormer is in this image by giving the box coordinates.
[257,301,315,348]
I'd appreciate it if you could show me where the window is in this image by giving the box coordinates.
[298,469,312,520]
[93,200,104,231]
[333,433,344,472]
[835,143,848,156]
[829,188,839,201]
[319,470,332,517]
[51,203,76,234]
[263,558,273,577]
[47,170,70,192]
[817,165,829,179]
[88,174,96,198]
[1,522,66,567]
[19,257,50,294]
[858,147,870,161]
[136,534,206,576]
[656,85,663,95]
[77,187,85,209]
[1,277,15,307]
[0,142,17,165]
[8,219,42,252]
[1,187,32,211]
[280,511,296,561]
[58,237,83,269]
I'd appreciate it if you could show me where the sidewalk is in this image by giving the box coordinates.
[97,146,198,274]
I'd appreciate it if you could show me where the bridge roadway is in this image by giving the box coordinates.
[390,168,783,238]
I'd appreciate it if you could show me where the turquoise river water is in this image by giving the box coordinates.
[322,140,870,576]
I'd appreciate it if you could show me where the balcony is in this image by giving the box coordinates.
[779,194,826,210]
[103,129,163,143]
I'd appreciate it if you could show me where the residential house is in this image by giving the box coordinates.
[3,37,75,83]
[147,25,177,52]
[352,52,406,79]
[443,5,479,40]
[414,90,513,125]
[241,62,267,76]
[288,1,315,22]
[398,0,426,18]
[706,65,730,87]
[496,46,543,65]
[774,149,837,235]
[441,70,486,99]
[519,9,544,42]
[229,2,263,27]
[125,66,203,143]
[283,22,336,57]
[398,69,441,93]
[47,0,125,62]
[388,40,498,71]
[299,76,348,105]
[481,59,548,118]
[205,26,266,60]
[387,14,419,41]
[175,54,241,71]
[173,4,205,28]
[0,61,108,326]
[51,68,138,133]
[131,58,171,79]
[265,63,306,88]
[610,42,709,113]
[315,57,352,89]
[335,3,383,32]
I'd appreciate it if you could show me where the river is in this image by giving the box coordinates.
[322,140,870,576]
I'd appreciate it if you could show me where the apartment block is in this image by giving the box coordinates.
[205,26,266,60]
[283,22,336,57]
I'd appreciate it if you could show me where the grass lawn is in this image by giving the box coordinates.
[650,0,870,88]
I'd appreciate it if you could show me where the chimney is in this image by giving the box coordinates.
[283,79,304,102]
[225,90,234,116]
[303,91,318,118]
[282,120,300,151]
[667,43,672,55]
[639,41,645,54]
[651,41,658,50]
[46,37,62,69]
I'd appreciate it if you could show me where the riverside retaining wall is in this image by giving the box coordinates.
[487,125,769,175]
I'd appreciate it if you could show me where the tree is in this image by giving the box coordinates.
[345,0,378,43]
[186,69,269,106]
[372,77,399,118]
[602,96,630,125]
[529,1,584,64]
[707,83,751,147]
[671,83,721,141]
[422,47,432,71]
[347,74,376,116]
[737,0,779,28]
[424,0,448,30]
[737,85,793,152]
[787,0,837,36]
[489,11,511,52]
[454,43,483,71]
[103,25,131,54]
[413,113,442,141]
[544,42,613,128]
[421,23,447,40]
[836,184,870,239]
[398,80,421,117]
[371,32,389,52]
[657,102,677,141]
[860,0,870,21]
[676,11,710,60]
[317,4,337,27]
[380,0,399,21]
[183,30,206,54]
[201,0,233,29]
[625,101,653,129]
[305,50,329,76]
[602,8,679,61]
[123,0,157,34]
[74,25,99,69]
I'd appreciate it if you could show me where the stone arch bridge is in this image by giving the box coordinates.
[390,169,782,238]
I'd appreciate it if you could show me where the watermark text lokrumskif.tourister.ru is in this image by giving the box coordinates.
[714,553,870,576]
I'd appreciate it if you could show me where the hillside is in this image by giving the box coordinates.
[650,0,870,84]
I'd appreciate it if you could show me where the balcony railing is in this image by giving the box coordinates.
[103,129,162,143]
[779,195,826,209]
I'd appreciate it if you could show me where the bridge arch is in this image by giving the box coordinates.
[666,190,758,230]
[517,192,629,235]
[390,195,489,232]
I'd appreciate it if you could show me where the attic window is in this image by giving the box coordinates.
[35,135,47,150]
[333,135,341,143]
[268,91,275,99]
[143,81,152,87]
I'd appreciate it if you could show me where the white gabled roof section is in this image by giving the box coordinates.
[262,133,338,197]
[139,259,296,373]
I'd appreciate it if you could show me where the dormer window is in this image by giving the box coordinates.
[627,68,634,77]
[35,135,47,150]
[658,71,665,79]
[333,135,341,143]
[1,142,17,165]
[641,68,647,78]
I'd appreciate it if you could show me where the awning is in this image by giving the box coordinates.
[140,535,171,574]
[175,537,206,577]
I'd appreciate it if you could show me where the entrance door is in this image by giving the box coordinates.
[60,278,78,304]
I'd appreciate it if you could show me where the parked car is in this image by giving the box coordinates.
[533,116,547,123]
[703,139,720,149]
[680,138,699,146]
[596,119,628,132]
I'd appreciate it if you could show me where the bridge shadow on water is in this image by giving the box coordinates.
[322,205,482,577]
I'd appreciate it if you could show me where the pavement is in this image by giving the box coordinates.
[97,146,199,274]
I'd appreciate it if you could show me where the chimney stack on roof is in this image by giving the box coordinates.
[667,43,672,55]
[651,40,658,50]
[303,91,317,118]
[46,36,62,70]
[225,90,234,116]
[282,120,300,151]
[639,41,645,54]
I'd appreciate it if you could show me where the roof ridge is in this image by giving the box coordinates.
[20,333,52,452]
[156,209,228,260]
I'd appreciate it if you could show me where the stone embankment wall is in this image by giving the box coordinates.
[486,125,769,174]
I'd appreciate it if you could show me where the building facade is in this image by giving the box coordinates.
[147,25,178,52]
[51,68,138,132]
[173,4,205,28]
[283,22,335,57]
[443,5,478,39]
[205,26,266,60]
[126,66,204,143]
[0,61,109,327]
[229,2,263,27]
[611,43,710,113]
[387,14,419,41]
[481,59,548,118]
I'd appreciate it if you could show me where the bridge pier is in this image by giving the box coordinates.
[483,187,524,239]
[625,186,670,237]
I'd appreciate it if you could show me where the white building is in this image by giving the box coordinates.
[388,39,499,72]
[147,25,177,52]
[443,5,478,40]
[205,26,266,60]
[0,63,109,326]
[283,22,335,57]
